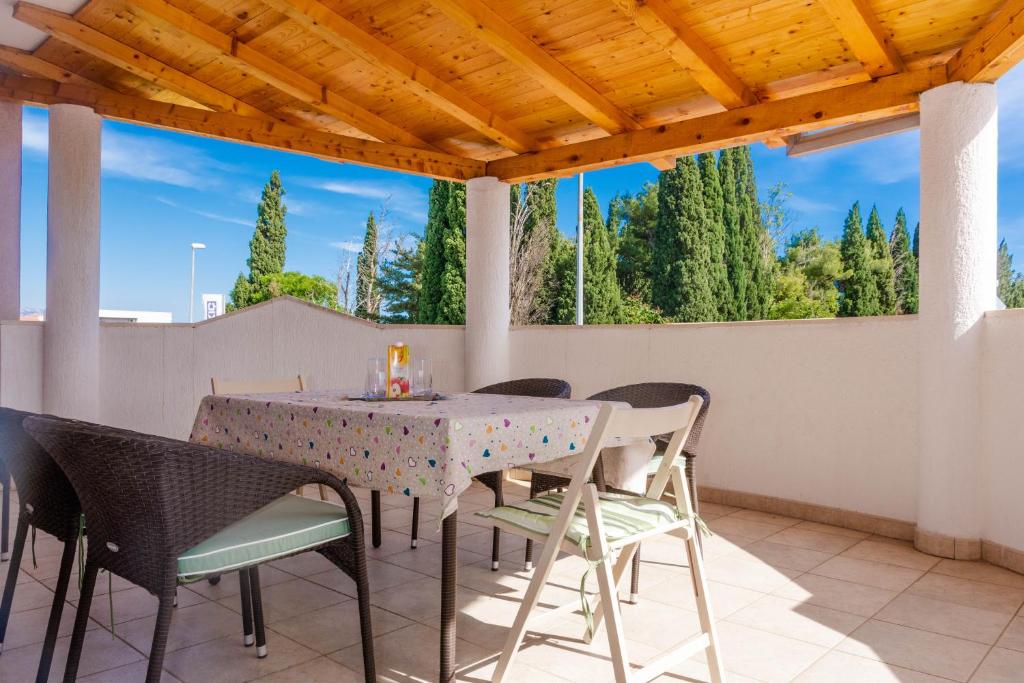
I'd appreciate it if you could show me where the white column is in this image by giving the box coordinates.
[43,104,102,421]
[465,176,510,391]
[0,101,21,321]
[916,81,997,559]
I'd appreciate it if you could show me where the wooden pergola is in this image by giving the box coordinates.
[1,0,1022,182]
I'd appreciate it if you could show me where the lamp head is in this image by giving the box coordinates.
[191,242,206,250]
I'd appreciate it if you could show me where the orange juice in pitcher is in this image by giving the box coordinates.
[387,343,410,398]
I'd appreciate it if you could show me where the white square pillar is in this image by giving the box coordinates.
[465,176,511,390]
[0,101,21,321]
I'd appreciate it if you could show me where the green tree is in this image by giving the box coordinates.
[526,179,560,321]
[770,229,841,319]
[548,236,578,324]
[247,272,338,309]
[378,239,423,323]
[581,187,622,323]
[913,222,919,260]
[719,148,747,320]
[418,180,466,324]
[698,152,731,320]
[614,183,658,304]
[838,202,881,317]
[619,296,664,323]
[651,156,717,321]
[889,208,918,314]
[355,212,379,319]
[998,240,1024,308]
[866,205,897,314]
[230,170,289,309]
[228,273,253,310]
[737,147,772,319]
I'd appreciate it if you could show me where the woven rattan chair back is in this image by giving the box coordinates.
[587,383,710,455]
[473,378,572,399]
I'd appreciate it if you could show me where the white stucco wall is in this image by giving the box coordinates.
[0,321,43,411]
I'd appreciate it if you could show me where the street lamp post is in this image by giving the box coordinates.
[189,242,206,323]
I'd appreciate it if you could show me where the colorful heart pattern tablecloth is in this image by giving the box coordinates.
[189,390,604,517]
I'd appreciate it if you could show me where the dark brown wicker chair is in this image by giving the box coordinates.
[23,415,375,683]
[0,408,82,682]
[525,383,711,601]
[403,378,572,571]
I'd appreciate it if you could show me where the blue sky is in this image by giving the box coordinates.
[17,63,1024,321]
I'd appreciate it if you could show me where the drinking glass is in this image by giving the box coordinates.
[411,358,433,397]
[364,357,387,399]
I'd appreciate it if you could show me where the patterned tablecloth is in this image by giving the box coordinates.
[189,390,604,517]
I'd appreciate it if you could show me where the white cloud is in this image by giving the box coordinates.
[317,180,394,200]
[155,196,250,227]
[303,177,429,225]
[787,194,837,215]
[330,240,363,253]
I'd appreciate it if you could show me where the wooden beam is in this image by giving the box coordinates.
[261,0,537,153]
[125,0,436,150]
[0,45,115,91]
[429,0,640,134]
[0,74,486,181]
[947,0,1024,83]
[819,0,904,77]
[786,113,919,157]
[612,0,756,109]
[485,66,946,182]
[13,2,271,119]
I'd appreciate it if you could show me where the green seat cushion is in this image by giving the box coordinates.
[647,452,664,476]
[177,495,350,578]
[476,491,684,550]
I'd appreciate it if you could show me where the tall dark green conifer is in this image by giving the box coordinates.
[549,238,577,325]
[913,222,919,260]
[698,152,731,321]
[737,147,772,319]
[719,148,747,320]
[355,212,379,319]
[615,183,658,304]
[866,205,897,314]
[839,202,881,317]
[652,157,716,321]
[418,180,448,323]
[378,239,423,323]
[582,188,622,323]
[889,208,918,314]
[230,170,288,309]
[417,180,466,324]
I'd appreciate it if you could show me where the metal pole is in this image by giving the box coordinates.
[576,173,584,326]
[189,246,196,323]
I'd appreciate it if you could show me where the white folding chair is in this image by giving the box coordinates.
[210,375,328,502]
[479,397,724,683]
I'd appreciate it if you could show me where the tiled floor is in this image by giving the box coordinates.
[3,480,1024,682]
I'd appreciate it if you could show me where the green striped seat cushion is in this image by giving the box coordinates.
[177,495,350,579]
[476,491,684,549]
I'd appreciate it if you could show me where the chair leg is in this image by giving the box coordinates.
[238,569,254,647]
[586,542,638,643]
[1,469,9,562]
[248,566,268,658]
[582,485,630,683]
[371,491,382,549]
[491,482,503,571]
[63,560,98,683]
[410,497,420,549]
[36,540,75,682]
[318,484,329,501]
[629,544,641,604]
[0,516,28,652]
[523,478,541,571]
[145,596,175,683]
[350,548,376,682]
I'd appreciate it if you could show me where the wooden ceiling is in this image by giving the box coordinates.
[0,0,1021,181]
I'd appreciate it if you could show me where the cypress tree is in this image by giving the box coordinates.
[913,222,919,260]
[418,180,448,323]
[719,148,747,320]
[248,170,288,280]
[436,181,467,324]
[354,212,379,319]
[698,151,731,321]
[582,187,622,323]
[651,156,716,321]
[866,205,897,314]
[737,146,772,319]
[838,202,881,317]
[548,237,577,325]
[889,208,918,314]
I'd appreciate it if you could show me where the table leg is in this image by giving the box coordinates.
[1,468,9,561]
[440,510,458,682]
[371,490,382,549]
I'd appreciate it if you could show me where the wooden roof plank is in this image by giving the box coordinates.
[486,65,947,182]
[819,0,905,76]
[125,0,439,149]
[13,1,271,118]
[0,73,486,180]
[947,0,1024,82]
[0,44,117,91]
[261,0,539,153]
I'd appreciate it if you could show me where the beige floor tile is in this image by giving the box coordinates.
[707,516,784,541]
[655,658,761,683]
[793,650,954,682]
[970,647,1024,683]
[703,555,801,593]
[793,521,871,540]
[774,573,899,617]
[765,527,862,554]
[382,544,489,578]
[366,529,438,560]
[8,577,55,613]
[730,540,834,572]
[726,594,866,647]
[252,656,364,682]
[693,621,828,683]
[995,615,1024,652]
[268,552,337,577]
[0,560,36,586]
[836,619,990,682]
[79,585,205,628]
[695,502,741,518]
[0,629,144,682]
[840,540,941,571]
[0,600,99,652]
[875,593,1013,644]
[270,603,411,654]
[219,578,350,624]
[46,571,137,601]
[307,557,426,597]
[614,598,704,651]
[163,630,319,683]
[907,573,1024,615]
[369,575,447,624]
[810,556,924,591]
[117,600,248,654]
[185,565,294,600]
[728,510,802,528]
[457,528,526,557]
[509,624,663,683]
[458,657,576,683]
[696,532,758,560]
[931,559,1024,589]
[77,660,182,682]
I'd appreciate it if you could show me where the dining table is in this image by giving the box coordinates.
[189,388,608,681]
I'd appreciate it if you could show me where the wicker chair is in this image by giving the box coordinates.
[23,416,375,683]
[406,378,572,571]
[525,383,711,601]
[0,409,84,681]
